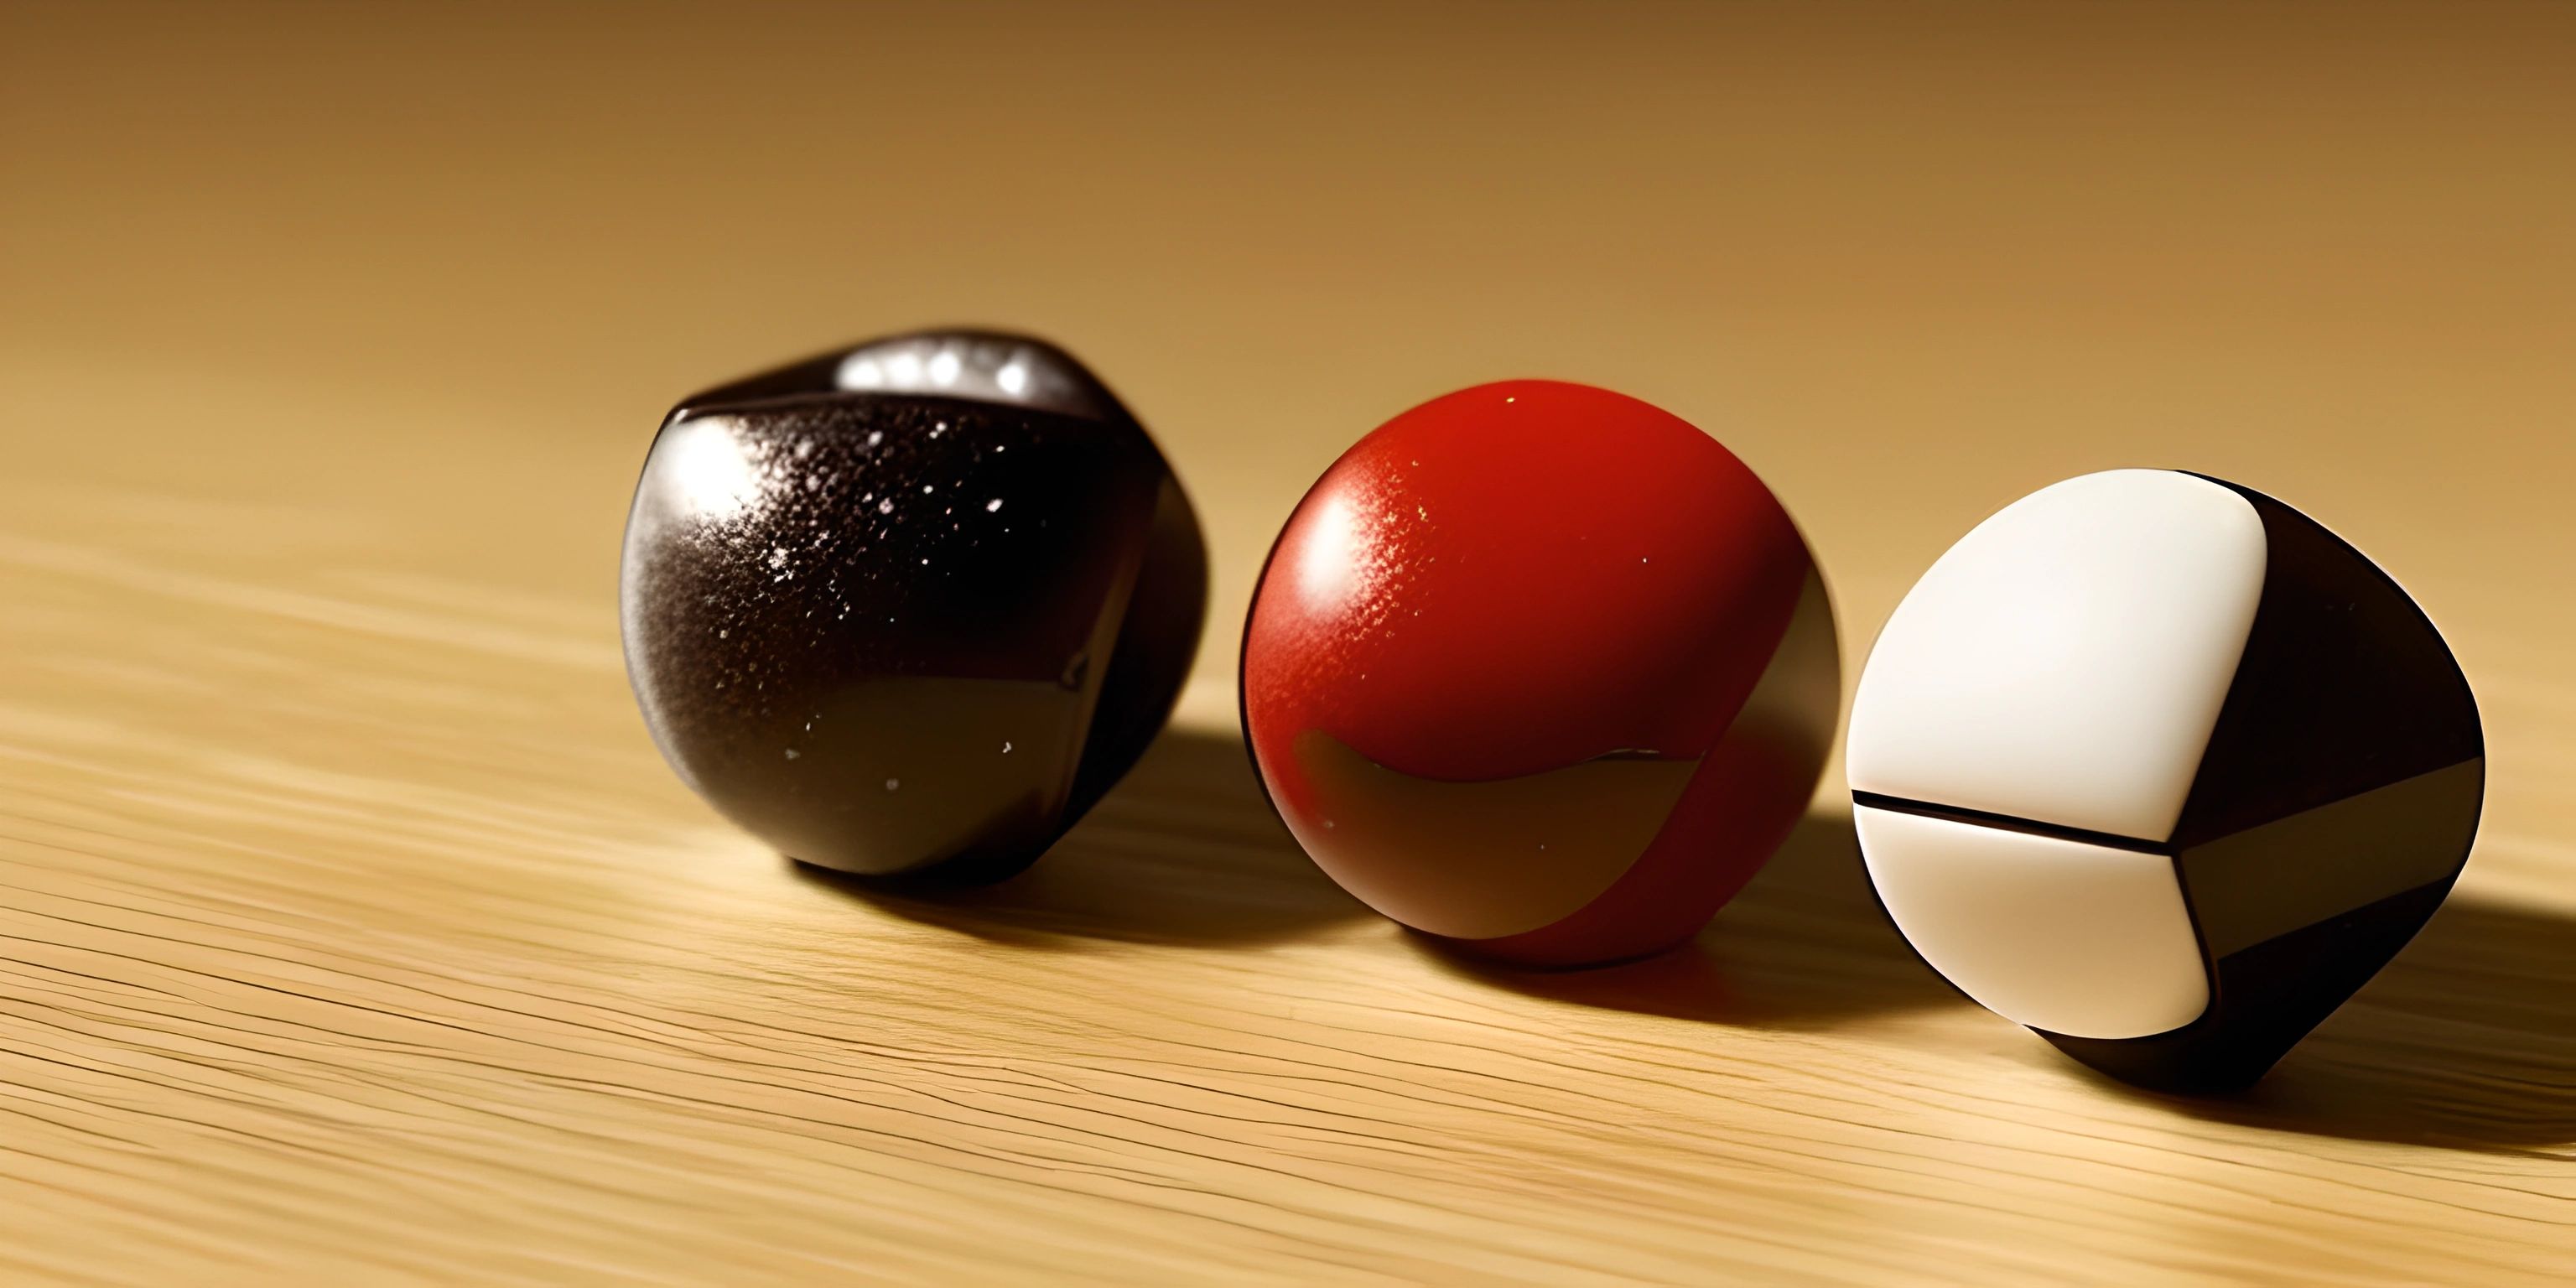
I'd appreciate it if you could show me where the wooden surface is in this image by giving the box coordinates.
[3,3,2573,1282]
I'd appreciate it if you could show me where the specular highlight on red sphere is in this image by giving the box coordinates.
[1240,380,1838,967]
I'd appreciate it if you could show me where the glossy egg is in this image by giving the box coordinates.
[1240,380,1838,966]
[621,330,1206,882]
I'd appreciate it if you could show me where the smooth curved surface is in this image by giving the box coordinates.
[1857,804,2210,1041]
[1848,469,2266,844]
[1461,564,1841,964]
[1286,732,1700,940]
[1242,381,1831,963]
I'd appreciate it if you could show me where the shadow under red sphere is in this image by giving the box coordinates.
[1240,380,1839,967]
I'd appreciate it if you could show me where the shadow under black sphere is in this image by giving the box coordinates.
[808,735,1969,1028]
[791,727,1368,947]
[798,728,2576,1152]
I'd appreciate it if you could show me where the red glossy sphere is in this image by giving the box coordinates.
[1241,380,1838,966]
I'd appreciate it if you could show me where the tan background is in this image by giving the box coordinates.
[3,2,2571,1282]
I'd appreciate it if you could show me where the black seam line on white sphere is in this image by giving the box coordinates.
[1848,792,2168,855]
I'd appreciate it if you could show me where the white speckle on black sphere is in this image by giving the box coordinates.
[619,330,1207,882]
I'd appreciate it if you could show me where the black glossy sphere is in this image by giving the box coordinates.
[620,330,1206,881]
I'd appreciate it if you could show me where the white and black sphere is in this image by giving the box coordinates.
[1847,470,2483,1093]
